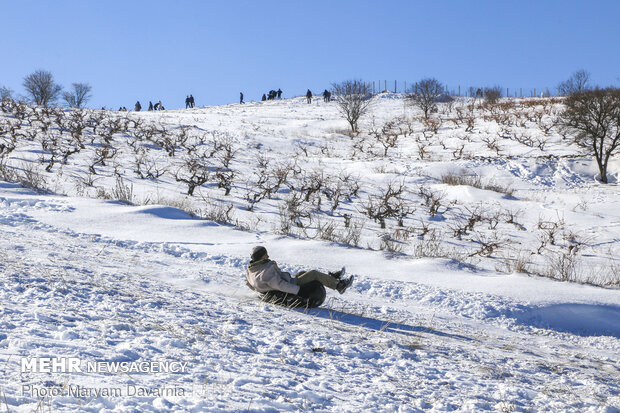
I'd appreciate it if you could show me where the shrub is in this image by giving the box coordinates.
[484,86,502,104]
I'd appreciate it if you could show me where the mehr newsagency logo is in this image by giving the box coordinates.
[21,357,188,374]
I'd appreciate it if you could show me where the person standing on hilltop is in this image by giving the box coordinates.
[306,89,312,104]
[240,92,244,104]
[134,101,142,111]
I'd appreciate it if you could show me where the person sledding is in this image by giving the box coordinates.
[245,246,353,307]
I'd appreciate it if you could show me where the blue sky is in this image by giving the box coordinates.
[1,0,618,109]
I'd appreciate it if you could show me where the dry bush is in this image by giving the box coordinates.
[175,151,212,196]
[378,232,405,255]
[411,229,445,258]
[339,219,364,247]
[417,186,446,217]
[468,232,508,258]
[454,107,476,132]
[440,170,514,197]
[110,176,134,205]
[481,135,502,155]
[0,161,16,182]
[142,193,198,217]
[423,116,442,136]
[14,162,48,192]
[441,171,482,187]
[133,150,167,180]
[369,118,402,156]
[496,250,532,274]
[541,250,582,282]
[279,192,311,230]
[200,196,236,224]
[362,180,414,228]
[321,171,360,213]
[483,86,502,104]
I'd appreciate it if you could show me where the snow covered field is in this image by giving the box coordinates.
[1,95,619,411]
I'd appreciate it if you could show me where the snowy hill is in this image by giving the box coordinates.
[1,95,619,411]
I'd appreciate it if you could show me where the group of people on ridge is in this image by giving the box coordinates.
[134,100,165,111]
[261,88,283,101]
[131,88,335,111]
[185,95,195,108]
[305,89,331,104]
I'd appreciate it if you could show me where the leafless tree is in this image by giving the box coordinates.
[560,87,620,183]
[406,78,443,119]
[331,80,373,132]
[483,86,502,104]
[62,82,92,108]
[0,86,13,101]
[23,70,63,107]
[558,69,591,96]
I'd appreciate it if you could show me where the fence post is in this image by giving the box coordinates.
[394,80,397,93]
[520,88,522,98]
[458,85,460,97]
[506,88,509,98]
[404,81,407,93]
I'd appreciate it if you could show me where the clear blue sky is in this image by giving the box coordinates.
[1,0,618,109]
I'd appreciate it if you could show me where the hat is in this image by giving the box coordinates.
[251,246,267,261]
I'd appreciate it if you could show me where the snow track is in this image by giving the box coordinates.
[1,186,619,412]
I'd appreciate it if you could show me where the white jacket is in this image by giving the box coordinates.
[246,260,300,295]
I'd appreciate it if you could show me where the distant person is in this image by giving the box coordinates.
[262,94,267,101]
[189,94,195,108]
[322,89,330,102]
[240,92,244,104]
[185,96,191,109]
[277,88,282,99]
[306,89,312,104]
[158,100,165,110]
[134,101,142,111]
[148,101,154,111]
[153,101,160,110]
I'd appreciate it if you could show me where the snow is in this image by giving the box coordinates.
[1,95,619,411]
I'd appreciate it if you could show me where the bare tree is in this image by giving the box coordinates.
[62,82,92,108]
[560,87,620,183]
[23,70,63,107]
[484,86,502,104]
[558,69,591,96]
[0,86,13,101]
[331,79,373,132]
[406,78,443,119]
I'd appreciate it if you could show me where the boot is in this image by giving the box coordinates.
[336,275,354,294]
[329,266,346,280]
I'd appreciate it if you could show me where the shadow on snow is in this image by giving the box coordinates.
[297,307,472,342]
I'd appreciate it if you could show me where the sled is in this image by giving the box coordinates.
[259,281,326,308]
